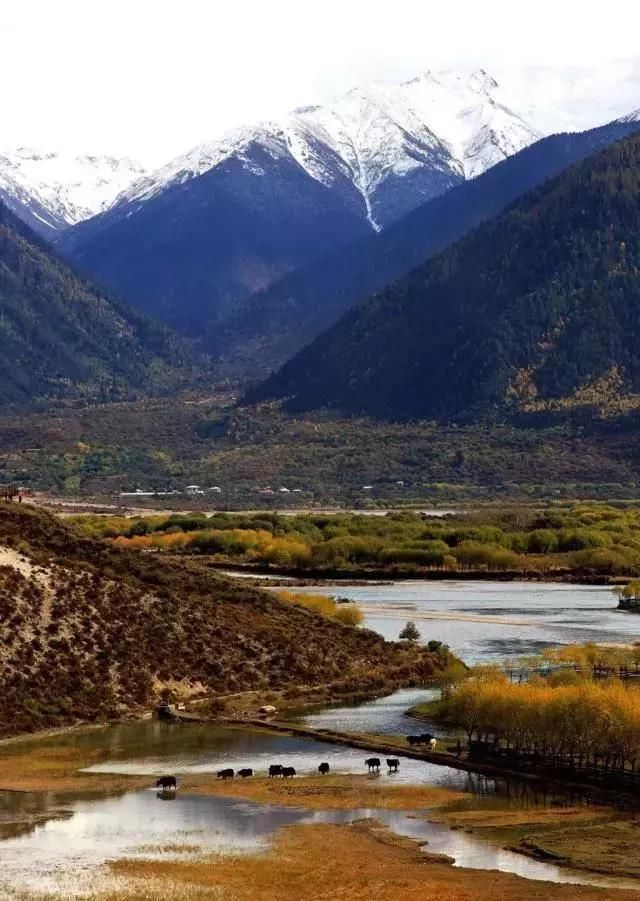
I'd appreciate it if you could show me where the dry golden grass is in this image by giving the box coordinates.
[429,804,613,831]
[517,819,640,879]
[429,803,640,880]
[106,820,637,900]
[0,741,146,794]
[181,773,461,810]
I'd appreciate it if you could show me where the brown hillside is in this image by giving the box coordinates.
[0,502,447,735]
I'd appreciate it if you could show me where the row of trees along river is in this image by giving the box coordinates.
[435,644,640,789]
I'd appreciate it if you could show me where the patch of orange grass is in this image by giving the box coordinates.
[0,743,146,794]
[182,773,461,810]
[429,804,613,831]
[108,820,635,900]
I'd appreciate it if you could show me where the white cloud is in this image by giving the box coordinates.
[3,0,640,165]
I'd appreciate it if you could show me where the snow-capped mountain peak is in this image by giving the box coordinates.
[0,149,146,234]
[112,66,552,232]
[617,107,640,123]
[7,62,640,240]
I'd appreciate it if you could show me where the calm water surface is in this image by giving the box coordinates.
[0,721,638,896]
[293,688,440,736]
[290,580,640,663]
[81,721,465,787]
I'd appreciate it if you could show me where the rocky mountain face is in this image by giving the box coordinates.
[248,132,640,423]
[0,149,146,236]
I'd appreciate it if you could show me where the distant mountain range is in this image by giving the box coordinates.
[86,68,542,234]
[0,200,192,405]
[0,149,146,235]
[3,62,640,402]
[208,117,640,379]
[249,132,640,422]
[55,64,640,349]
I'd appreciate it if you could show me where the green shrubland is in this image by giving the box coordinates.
[72,503,640,578]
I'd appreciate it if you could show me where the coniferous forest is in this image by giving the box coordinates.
[252,133,640,422]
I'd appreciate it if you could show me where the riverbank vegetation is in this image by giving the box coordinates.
[73,503,640,578]
[276,590,363,626]
[423,647,640,788]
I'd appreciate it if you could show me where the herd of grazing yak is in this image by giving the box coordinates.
[154,734,440,792]
[155,754,412,791]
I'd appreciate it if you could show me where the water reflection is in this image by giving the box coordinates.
[82,721,468,789]
[0,788,637,896]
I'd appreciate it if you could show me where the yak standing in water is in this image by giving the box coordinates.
[365,757,381,772]
[318,762,330,775]
[387,758,399,773]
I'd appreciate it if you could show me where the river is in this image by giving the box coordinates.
[288,579,639,663]
[1,579,639,896]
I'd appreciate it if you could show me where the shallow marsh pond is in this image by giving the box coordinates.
[0,720,639,896]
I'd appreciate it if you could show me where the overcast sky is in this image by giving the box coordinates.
[4,0,640,166]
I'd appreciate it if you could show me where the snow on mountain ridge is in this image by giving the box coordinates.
[117,123,292,208]
[113,66,546,231]
[8,62,640,238]
[0,149,146,231]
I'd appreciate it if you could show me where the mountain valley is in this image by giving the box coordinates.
[0,200,195,404]
[35,63,640,355]
[250,132,640,421]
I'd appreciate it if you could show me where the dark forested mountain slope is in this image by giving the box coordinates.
[0,201,192,405]
[209,119,640,379]
[61,145,371,335]
[250,132,640,421]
